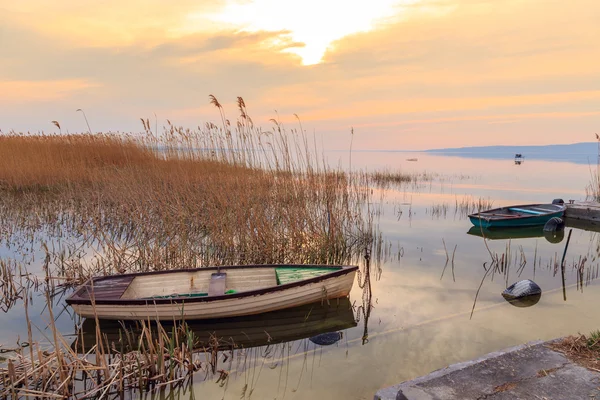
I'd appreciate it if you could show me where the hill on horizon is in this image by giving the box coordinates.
[426,142,598,154]
[424,142,599,164]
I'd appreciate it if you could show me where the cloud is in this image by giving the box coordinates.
[0,0,599,149]
[0,79,100,103]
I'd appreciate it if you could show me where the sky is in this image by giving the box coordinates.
[0,0,599,150]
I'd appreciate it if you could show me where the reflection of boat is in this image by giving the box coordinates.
[468,226,544,240]
[66,264,358,320]
[468,203,566,229]
[467,226,564,243]
[72,298,357,354]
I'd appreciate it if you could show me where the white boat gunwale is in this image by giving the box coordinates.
[66,264,358,306]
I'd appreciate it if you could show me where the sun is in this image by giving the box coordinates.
[200,0,419,65]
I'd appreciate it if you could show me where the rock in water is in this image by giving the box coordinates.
[502,279,542,307]
[309,332,343,346]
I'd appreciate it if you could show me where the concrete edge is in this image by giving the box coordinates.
[373,340,545,400]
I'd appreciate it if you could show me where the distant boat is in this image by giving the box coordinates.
[66,264,358,320]
[514,153,524,165]
[468,203,566,229]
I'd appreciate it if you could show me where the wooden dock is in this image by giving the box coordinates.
[565,201,600,223]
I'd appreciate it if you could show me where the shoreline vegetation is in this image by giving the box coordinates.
[0,97,384,398]
[1,95,552,398]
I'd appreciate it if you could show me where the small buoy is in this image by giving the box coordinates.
[544,217,565,232]
[502,279,542,307]
[309,331,343,346]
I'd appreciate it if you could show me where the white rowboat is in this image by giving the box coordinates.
[66,264,358,320]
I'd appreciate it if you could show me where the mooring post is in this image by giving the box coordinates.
[560,229,573,301]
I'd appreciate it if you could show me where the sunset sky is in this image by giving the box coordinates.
[1,0,599,149]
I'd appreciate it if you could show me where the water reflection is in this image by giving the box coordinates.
[464,222,600,319]
[503,293,541,307]
[466,225,564,243]
[564,217,600,233]
[73,299,357,355]
[68,299,359,399]
[4,152,600,399]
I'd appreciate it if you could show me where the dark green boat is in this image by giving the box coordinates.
[468,203,566,229]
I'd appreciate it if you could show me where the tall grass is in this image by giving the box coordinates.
[0,97,379,398]
[0,98,375,281]
[586,133,600,201]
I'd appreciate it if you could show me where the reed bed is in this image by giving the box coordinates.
[0,97,374,283]
[454,195,494,216]
[369,169,414,187]
[426,196,493,219]
[586,133,600,201]
[0,97,380,398]
[1,298,205,398]
[0,271,365,399]
[586,169,600,201]
[368,169,438,190]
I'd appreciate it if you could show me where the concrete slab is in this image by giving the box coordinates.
[374,341,600,400]
[565,201,600,222]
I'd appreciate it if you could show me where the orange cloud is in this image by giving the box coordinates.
[1,0,599,149]
[295,91,600,122]
[0,80,100,103]
[351,110,600,129]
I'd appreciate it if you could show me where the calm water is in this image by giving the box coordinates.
[3,152,600,399]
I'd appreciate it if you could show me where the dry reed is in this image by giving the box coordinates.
[0,97,374,282]
[0,97,378,398]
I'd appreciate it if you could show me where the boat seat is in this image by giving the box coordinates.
[208,272,227,296]
[508,207,544,215]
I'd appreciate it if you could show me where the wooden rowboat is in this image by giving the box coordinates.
[468,203,566,229]
[72,298,357,354]
[66,264,358,320]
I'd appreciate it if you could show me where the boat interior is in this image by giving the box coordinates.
[479,204,563,218]
[75,266,341,301]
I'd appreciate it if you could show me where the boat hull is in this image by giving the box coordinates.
[468,204,565,229]
[469,212,563,228]
[68,266,357,320]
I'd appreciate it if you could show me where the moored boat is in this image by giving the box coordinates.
[468,203,566,229]
[66,264,358,320]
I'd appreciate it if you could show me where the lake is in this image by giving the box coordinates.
[2,151,599,399]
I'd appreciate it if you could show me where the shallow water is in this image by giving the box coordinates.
[174,153,599,399]
[3,152,600,399]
